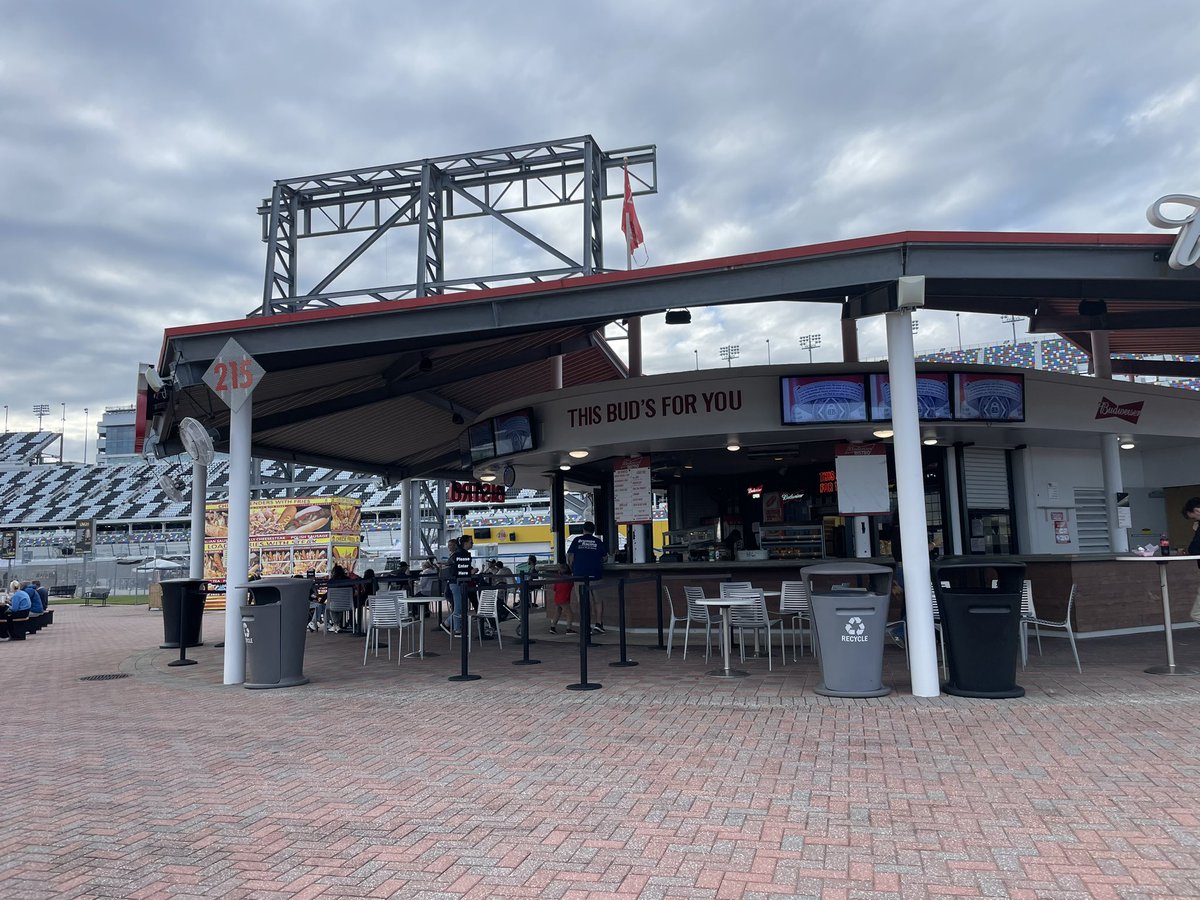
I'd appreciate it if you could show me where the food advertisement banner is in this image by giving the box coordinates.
[203,497,362,582]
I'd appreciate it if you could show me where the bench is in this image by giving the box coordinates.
[49,584,77,598]
[83,588,110,607]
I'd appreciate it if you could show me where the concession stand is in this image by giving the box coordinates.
[148,224,1200,692]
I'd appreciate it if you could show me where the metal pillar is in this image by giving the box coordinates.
[189,461,207,580]
[1101,434,1129,553]
[552,471,567,565]
[1091,331,1112,379]
[628,318,643,377]
[223,396,252,685]
[885,298,940,698]
[852,516,871,557]
[841,315,859,363]
[944,445,964,556]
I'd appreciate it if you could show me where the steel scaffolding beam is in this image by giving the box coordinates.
[255,136,656,316]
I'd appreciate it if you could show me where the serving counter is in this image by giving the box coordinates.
[600,554,1200,635]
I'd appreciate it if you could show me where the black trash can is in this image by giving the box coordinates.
[934,560,1025,698]
[801,562,895,698]
[239,577,312,689]
[159,578,207,649]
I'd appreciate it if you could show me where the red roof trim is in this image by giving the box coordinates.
[163,230,1177,342]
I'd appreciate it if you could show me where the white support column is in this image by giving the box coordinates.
[409,479,423,560]
[398,480,409,560]
[1091,331,1112,379]
[223,396,252,685]
[189,461,207,580]
[944,445,963,556]
[1101,434,1129,553]
[551,356,563,390]
[885,299,940,698]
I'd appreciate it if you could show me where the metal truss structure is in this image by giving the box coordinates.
[256,136,657,316]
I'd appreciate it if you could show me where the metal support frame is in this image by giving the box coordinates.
[256,136,656,316]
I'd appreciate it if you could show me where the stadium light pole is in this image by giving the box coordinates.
[3,405,7,432]
[83,408,89,465]
[60,403,66,462]
[1001,315,1020,345]
[693,348,698,370]
[956,313,962,351]
[33,403,49,430]
[798,333,821,364]
[765,338,771,365]
[719,345,740,367]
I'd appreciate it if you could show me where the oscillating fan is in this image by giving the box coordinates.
[179,417,216,467]
[157,471,187,502]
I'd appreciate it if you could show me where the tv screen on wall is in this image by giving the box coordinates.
[869,373,952,421]
[493,409,536,456]
[468,421,496,463]
[781,375,868,424]
[954,372,1025,421]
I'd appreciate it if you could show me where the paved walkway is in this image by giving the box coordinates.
[5,605,1200,899]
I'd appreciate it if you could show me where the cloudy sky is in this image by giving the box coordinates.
[3,0,1199,459]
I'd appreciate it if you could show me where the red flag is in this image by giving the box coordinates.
[622,167,644,254]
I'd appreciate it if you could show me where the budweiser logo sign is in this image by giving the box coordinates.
[1147,194,1200,269]
[1095,397,1144,424]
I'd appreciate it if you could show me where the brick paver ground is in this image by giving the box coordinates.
[5,604,1200,899]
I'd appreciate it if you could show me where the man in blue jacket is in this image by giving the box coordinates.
[568,522,608,634]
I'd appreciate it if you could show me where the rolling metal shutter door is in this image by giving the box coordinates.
[962,448,1009,509]
[1073,488,1110,552]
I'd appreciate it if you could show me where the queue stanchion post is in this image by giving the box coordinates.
[653,571,666,650]
[448,578,480,683]
[568,577,600,691]
[167,582,197,668]
[513,578,541,666]
[610,577,638,667]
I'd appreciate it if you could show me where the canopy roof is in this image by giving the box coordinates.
[153,230,1200,478]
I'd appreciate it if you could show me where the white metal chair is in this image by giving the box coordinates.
[1021,583,1080,672]
[325,586,355,634]
[779,581,813,660]
[1019,579,1043,662]
[663,585,687,658]
[362,593,414,663]
[474,588,505,649]
[719,582,753,598]
[726,587,783,671]
[682,585,722,661]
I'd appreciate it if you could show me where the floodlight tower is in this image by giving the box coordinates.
[719,345,740,367]
[797,333,821,364]
[33,403,49,430]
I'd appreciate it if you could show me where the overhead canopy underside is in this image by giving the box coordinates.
[153,230,1200,477]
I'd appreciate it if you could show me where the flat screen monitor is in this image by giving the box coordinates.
[954,372,1025,421]
[869,373,952,421]
[493,409,536,456]
[472,527,492,540]
[781,375,867,424]
[467,421,496,463]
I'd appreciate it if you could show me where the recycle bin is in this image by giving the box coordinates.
[933,560,1025,698]
[801,562,894,698]
[160,578,207,649]
[239,576,313,689]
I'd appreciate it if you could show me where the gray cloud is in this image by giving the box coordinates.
[2,0,1199,456]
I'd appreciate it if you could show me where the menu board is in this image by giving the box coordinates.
[613,455,652,524]
[781,376,867,424]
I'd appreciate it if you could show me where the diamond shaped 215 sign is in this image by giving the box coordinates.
[203,338,264,413]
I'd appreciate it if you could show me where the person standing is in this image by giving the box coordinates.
[443,535,473,637]
[1184,497,1200,624]
[567,521,608,634]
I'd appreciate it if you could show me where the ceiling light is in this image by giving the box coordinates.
[922,436,938,446]
[665,309,692,325]
[872,429,894,439]
[568,449,590,459]
[451,411,465,426]
[478,471,497,483]
[726,443,741,452]
[683,463,694,469]
[558,463,572,471]
[418,355,433,373]
[1119,436,1136,450]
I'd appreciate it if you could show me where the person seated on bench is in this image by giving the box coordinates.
[8,580,32,634]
